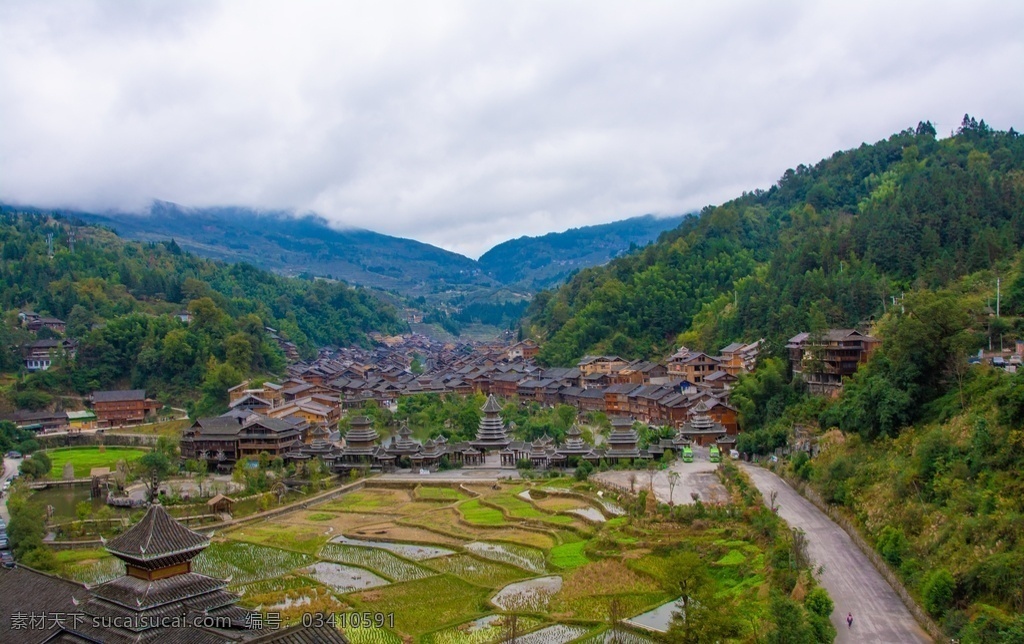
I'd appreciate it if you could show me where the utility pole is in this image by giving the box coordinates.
[997,277,1001,317]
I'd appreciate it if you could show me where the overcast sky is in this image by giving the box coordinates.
[2,1,1022,258]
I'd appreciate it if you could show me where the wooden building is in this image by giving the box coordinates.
[91,389,158,426]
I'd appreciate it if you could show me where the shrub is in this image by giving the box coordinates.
[804,587,834,618]
[922,568,955,617]
[876,526,909,568]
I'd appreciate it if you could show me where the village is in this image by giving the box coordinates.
[4,325,893,481]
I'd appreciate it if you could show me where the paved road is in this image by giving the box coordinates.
[1,456,22,523]
[594,449,728,505]
[741,464,931,643]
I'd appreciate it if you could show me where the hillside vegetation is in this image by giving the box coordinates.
[525,116,1024,640]
[525,117,1024,364]
[0,210,406,412]
[478,213,687,290]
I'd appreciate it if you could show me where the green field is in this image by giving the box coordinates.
[457,499,507,526]
[548,541,589,569]
[45,446,148,477]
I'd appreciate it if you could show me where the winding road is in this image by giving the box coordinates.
[740,464,931,643]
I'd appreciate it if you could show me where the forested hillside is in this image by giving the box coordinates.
[525,117,1024,365]
[478,213,687,290]
[524,117,1024,640]
[0,210,406,412]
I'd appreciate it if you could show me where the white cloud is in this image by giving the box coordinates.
[2,0,1022,258]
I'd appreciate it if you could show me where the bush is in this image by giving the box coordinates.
[876,525,909,568]
[574,460,593,481]
[922,568,955,617]
[792,451,813,481]
[804,587,834,618]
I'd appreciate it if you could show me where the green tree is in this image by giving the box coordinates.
[923,568,956,617]
[137,450,174,503]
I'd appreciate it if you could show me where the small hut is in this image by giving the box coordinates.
[90,467,111,496]
[207,493,236,514]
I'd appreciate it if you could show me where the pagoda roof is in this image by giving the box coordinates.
[482,394,502,413]
[105,504,209,565]
[90,572,225,611]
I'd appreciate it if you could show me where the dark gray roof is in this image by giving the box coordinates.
[92,389,146,403]
[105,504,210,565]
[0,565,86,643]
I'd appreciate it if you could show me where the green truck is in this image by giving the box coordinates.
[709,445,721,463]
[682,446,694,463]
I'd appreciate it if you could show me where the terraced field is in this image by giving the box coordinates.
[52,476,786,643]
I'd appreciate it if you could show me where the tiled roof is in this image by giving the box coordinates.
[105,505,210,565]
[92,389,146,403]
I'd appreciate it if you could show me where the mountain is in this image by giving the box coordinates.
[72,202,495,299]
[525,117,1024,365]
[0,208,407,410]
[10,202,688,301]
[477,214,688,290]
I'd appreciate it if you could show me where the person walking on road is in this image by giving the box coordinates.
[847,612,854,629]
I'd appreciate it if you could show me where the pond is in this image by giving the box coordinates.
[490,575,562,612]
[28,486,128,520]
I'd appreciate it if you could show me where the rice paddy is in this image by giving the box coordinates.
[46,475,779,642]
[318,543,435,582]
[465,541,547,573]
[423,553,530,588]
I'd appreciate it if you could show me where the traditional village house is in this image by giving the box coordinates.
[667,349,722,385]
[786,329,880,395]
[577,355,628,376]
[604,383,640,416]
[90,389,159,427]
[23,338,76,371]
[506,339,540,360]
[0,409,69,432]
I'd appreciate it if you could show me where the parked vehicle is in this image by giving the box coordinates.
[682,446,694,463]
[709,445,721,463]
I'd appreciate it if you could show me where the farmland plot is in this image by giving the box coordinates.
[422,614,544,644]
[490,576,562,612]
[193,542,313,584]
[424,553,530,588]
[318,543,434,582]
[349,574,490,638]
[61,556,125,585]
[303,562,390,593]
[414,486,468,502]
[575,628,656,643]
[329,534,454,560]
[466,541,546,573]
[342,623,403,644]
[512,624,589,644]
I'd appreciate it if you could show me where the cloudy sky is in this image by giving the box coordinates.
[2,1,1022,258]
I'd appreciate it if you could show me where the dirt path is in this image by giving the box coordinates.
[740,464,931,643]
